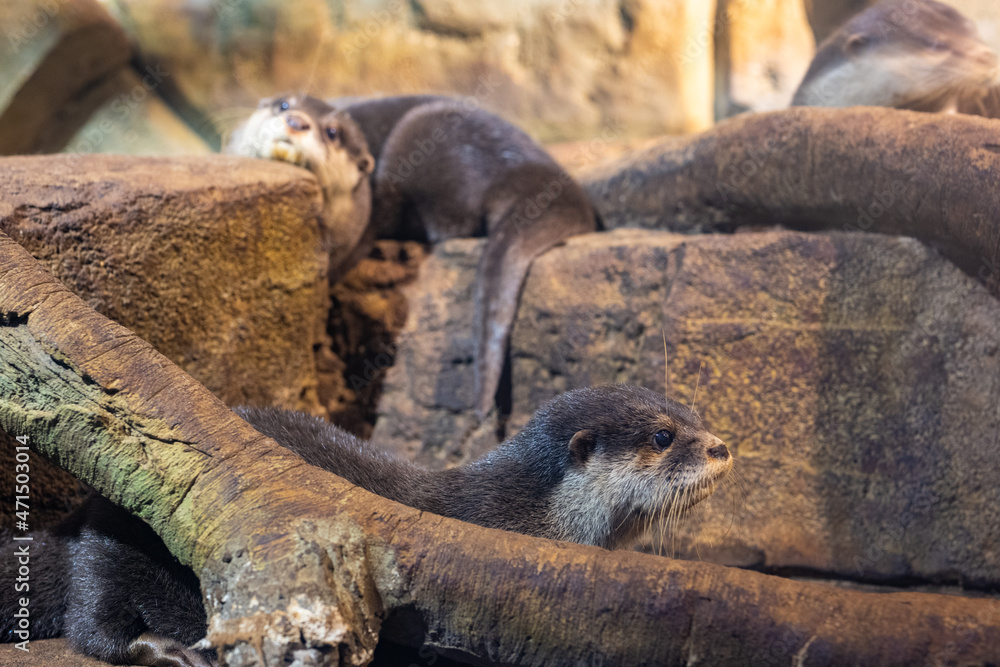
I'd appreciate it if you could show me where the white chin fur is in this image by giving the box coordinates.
[226,111,321,168]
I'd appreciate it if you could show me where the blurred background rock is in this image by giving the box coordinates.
[2,0,997,159]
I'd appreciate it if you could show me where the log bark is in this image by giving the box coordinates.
[1,229,998,665]
[582,106,1000,303]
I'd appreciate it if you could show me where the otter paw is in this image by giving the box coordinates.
[128,632,217,667]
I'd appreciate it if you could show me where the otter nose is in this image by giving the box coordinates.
[707,439,730,461]
[285,113,310,132]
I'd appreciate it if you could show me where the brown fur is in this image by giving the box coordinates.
[345,97,599,417]
[234,94,599,417]
[239,383,732,549]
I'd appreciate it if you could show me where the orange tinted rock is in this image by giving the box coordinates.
[0,154,328,415]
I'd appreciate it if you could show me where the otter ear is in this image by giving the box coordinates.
[359,154,374,175]
[568,429,595,465]
[845,33,867,56]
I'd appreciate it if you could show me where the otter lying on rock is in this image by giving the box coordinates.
[228,94,599,418]
[1,384,731,666]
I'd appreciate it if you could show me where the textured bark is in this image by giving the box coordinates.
[1,233,999,664]
[582,106,1000,302]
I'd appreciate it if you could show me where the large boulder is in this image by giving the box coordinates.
[0,154,329,415]
[373,228,1000,588]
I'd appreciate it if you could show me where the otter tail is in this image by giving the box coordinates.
[473,193,597,418]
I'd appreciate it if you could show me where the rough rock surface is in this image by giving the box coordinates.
[325,240,427,438]
[101,0,716,143]
[373,228,1000,587]
[0,0,131,154]
[0,155,329,415]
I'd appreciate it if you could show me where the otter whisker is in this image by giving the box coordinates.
[662,327,669,403]
[690,360,704,413]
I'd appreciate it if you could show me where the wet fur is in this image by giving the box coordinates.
[792,0,1000,112]
[0,385,730,664]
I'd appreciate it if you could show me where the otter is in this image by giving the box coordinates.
[1,384,731,666]
[225,94,375,276]
[791,0,1000,114]
[229,94,599,418]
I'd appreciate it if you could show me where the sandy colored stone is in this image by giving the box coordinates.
[3,223,997,665]
[101,0,715,143]
[63,67,212,156]
[0,154,329,415]
[0,0,131,154]
[374,228,1000,587]
[716,0,814,115]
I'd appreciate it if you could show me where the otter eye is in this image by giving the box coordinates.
[325,126,338,140]
[653,430,674,450]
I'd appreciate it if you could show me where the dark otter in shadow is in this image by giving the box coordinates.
[1,384,731,666]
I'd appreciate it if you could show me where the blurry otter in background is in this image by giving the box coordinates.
[792,0,1000,116]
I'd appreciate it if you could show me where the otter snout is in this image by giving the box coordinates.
[707,440,730,461]
[285,112,312,132]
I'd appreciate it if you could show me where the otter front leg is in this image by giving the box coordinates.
[128,632,216,667]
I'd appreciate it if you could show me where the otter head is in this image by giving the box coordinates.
[226,94,373,196]
[792,0,1000,111]
[541,384,733,551]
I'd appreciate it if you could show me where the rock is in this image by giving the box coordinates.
[0,154,329,415]
[373,238,497,465]
[325,240,427,438]
[715,0,815,116]
[63,68,212,156]
[101,0,715,143]
[0,432,88,531]
[0,0,131,154]
[374,228,1000,587]
[0,638,113,666]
